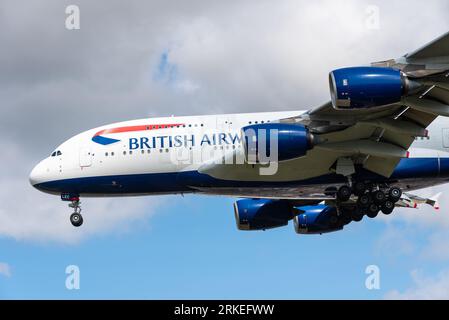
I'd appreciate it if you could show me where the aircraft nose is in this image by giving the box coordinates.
[29,160,47,187]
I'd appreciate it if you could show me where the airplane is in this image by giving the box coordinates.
[29,31,449,234]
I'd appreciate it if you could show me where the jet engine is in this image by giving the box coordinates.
[293,205,344,235]
[234,199,295,231]
[241,123,315,162]
[329,66,420,109]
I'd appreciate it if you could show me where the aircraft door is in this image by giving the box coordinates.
[79,147,92,167]
[216,116,234,132]
[442,128,449,148]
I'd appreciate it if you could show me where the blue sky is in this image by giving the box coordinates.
[2,0,449,299]
[1,193,445,299]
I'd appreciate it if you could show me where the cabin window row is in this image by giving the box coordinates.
[105,144,239,157]
[248,120,271,124]
[148,124,204,129]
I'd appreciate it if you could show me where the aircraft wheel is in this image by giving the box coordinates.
[381,200,395,215]
[367,204,379,218]
[340,206,355,225]
[353,182,367,196]
[389,187,402,202]
[357,194,371,207]
[352,213,364,222]
[372,190,386,205]
[352,207,365,222]
[70,213,83,227]
[337,186,352,202]
[342,214,353,225]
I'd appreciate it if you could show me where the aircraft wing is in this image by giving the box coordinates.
[280,32,449,177]
[197,31,449,184]
[406,31,449,60]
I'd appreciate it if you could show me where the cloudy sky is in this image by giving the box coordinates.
[1,0,449,299]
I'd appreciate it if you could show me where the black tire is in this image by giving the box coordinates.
[367,211,378,219]
[337,186,352,202]
[389,187,402,202]
[372,190,386,204]
[367,208,379,219]
[342,214,352,225]
[367,203,379,218]
[352,213,364,222]
[340,206,355,225]
[381,200,395,215]
[353,182,366,196]
[70,213,83,227]
[358,194,371,207]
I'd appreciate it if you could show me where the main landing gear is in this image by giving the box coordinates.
[61,193,84,227]
[336,183,402,223]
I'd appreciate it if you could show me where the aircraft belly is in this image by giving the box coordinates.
[198,148,338,182]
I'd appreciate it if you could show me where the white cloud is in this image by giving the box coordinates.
[0,262,11,277]
[382,185,449,228]
[1,0,449,245]
[0,139,167,244]
[375,184,449,261]
[374,224,416,258]
[385,269,449,300]
[422,232,449,261]
[0,181,165,244]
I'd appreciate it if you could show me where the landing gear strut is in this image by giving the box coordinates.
[68,199,83,227]
[62,193,84,227]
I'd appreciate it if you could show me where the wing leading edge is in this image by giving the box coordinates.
[284,31,449,177]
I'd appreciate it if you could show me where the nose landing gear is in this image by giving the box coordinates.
[61,193,84,227]
[69,200,83,227]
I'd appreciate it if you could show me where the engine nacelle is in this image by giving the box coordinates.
[241,123,314,162]
[293,205,343,235]
[234,199,294,231]
[329,67,419,109]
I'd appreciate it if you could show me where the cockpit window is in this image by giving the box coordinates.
[51,150,62,157]
[51,152,56,157]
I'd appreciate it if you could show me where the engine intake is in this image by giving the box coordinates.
[329,66,420,109]
[241,123,314,163]
[293,205,343,235]
[234,199,294,231]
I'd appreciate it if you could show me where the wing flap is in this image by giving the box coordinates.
[364,156,400,178]
[315,139,409,159]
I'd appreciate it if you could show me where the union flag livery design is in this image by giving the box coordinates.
[92,123,185,145]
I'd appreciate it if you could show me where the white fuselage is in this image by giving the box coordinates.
[29,110,449,199]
